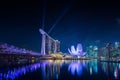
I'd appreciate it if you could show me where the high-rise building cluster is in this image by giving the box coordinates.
[100,42,120,58]
[39,29,60,55]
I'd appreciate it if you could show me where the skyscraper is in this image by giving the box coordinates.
[39,29,60,55]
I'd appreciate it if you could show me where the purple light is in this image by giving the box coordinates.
[68,62,83,76]
[0,43,40,55]
[114,67,119,79]
[0,63,41,80]
[68,43,86,56]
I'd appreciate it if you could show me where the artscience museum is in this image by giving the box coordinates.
[68,44,86,57]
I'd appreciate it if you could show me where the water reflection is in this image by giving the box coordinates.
[101,62,120,79]
[0,60,120,80]
[114,67,119,79]
[0,60,64,80]
[68,61,85,76]
[0,63,41,80]
[68,60,98,77]
[40,60,63,80]
[87,60,98,75]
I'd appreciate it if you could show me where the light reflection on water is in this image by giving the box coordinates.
[101,62,120,80]
[68,60,87,76]
[0,63,41,80]
[0,60,120,80]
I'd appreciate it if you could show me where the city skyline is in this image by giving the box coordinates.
[0,0,120,52]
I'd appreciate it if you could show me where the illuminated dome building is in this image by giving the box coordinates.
[68,44,86,57]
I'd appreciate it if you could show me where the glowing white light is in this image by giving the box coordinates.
[68,43,86,56]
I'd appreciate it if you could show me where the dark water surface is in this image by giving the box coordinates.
[0,60,120,80]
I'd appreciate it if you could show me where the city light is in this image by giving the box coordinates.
[68,43,86,57]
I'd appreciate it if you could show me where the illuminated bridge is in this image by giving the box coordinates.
[0,29,61,63]
[0,43,42,63]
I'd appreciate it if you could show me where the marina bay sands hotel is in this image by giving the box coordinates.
[39,29,60,55]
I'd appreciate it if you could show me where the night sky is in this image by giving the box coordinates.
[0,0,120,52]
